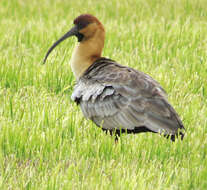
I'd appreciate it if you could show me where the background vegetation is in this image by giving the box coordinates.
[0,0,207,189]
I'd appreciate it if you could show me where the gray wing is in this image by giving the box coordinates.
[71,58,184,135]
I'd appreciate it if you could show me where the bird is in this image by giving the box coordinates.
[43,14,185,141]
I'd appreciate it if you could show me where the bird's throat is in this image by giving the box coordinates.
[70,31,104,80]
[70,44,93,80]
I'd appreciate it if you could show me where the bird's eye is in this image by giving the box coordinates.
[77,21,90,30]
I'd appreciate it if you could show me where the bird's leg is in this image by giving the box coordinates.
[114,135,119,143]
[109,130,119,143]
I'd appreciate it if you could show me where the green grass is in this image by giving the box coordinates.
[0,0,207,189]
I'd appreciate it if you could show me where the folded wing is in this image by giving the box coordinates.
[71,58,184,136]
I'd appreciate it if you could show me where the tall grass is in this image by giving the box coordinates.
[0,0,207,189]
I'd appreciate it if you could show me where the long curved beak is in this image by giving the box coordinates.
[43,25,79,64]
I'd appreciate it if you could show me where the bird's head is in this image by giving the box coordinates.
[43,14,105,64]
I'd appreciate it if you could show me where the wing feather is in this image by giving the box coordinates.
[71,58,184,136]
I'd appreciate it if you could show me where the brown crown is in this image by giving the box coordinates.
[73,14,102,29]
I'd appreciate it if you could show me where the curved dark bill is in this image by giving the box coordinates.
[43,25,78,64]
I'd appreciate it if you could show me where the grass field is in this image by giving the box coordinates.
[0,0,207,189]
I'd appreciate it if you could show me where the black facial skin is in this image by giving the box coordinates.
[75,20,91,42]
[76,32,84,42]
